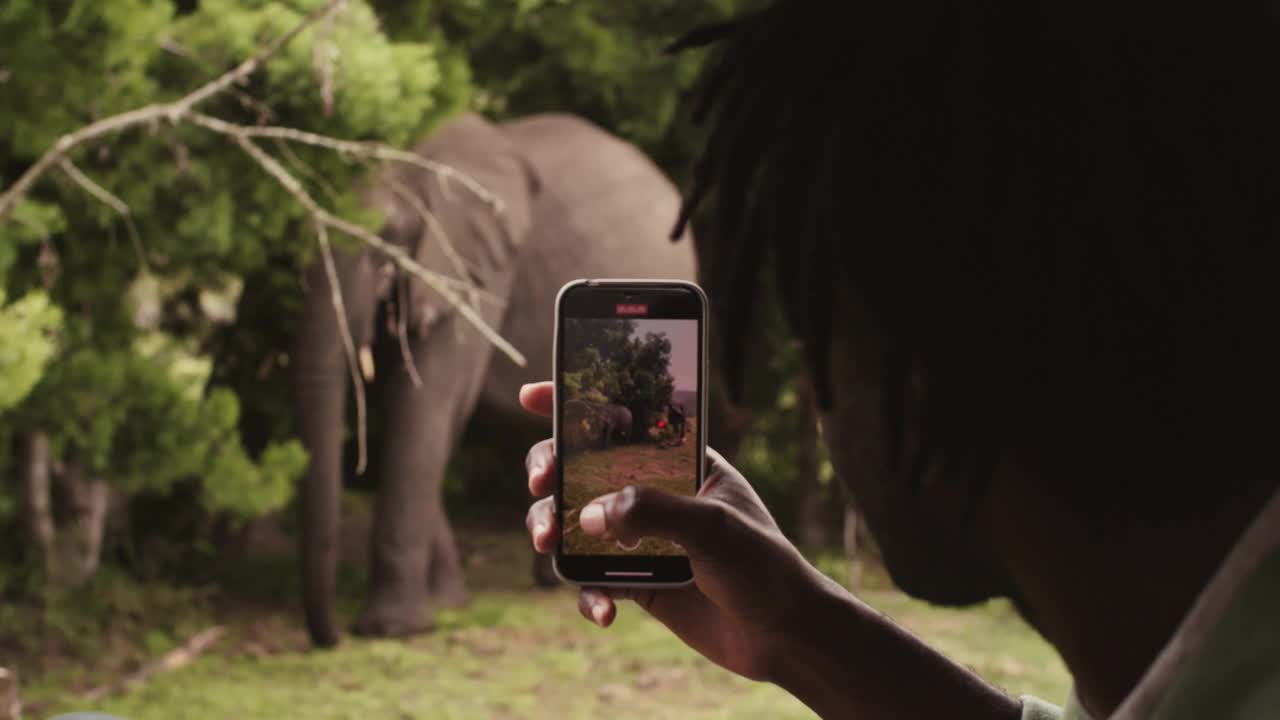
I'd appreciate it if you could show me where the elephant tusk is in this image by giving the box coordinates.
[358,345,375,382]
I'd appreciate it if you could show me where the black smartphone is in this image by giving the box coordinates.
[553,279,708,586]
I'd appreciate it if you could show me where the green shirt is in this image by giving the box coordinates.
[1021,491,1280,720]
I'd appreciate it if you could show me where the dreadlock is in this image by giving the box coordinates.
[670,0,1279,500]
[669,3,839,409]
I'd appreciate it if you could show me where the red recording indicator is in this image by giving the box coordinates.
[616,303,649,316]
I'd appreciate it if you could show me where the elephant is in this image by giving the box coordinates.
[598,404,633,448]
[292,112,697,647]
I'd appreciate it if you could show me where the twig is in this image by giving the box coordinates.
[312,0,345,117]
[164,1,344,122]
[385,174,485,308]
[158,37,275,124]
[217,129,526,367]
[58,158,147,270]
[189,113,504,214]
[0,0,527,418]
[275,138,342,205]
[396,277,424,388]
[0,0,344,220]
[81,626,226,702]
[315,221,368,474]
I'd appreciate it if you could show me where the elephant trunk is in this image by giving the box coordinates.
[293,255,376,648]
[294,351,345,648]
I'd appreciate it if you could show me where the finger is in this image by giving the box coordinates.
[578,485,741,560]
[578,587,616,628]
[525,496,557,553]
[524,439,556,497]
[519,382,554,418]
[699,446,777,530]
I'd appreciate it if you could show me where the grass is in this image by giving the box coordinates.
[9,526,1072,719]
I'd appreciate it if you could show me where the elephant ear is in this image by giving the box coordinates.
[374,112,537,334]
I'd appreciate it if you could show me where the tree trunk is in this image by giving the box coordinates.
[843,504,861,589]
[57,462,110,586]
[794,374,827,549]
[0,666,20,720]
[18,432,56,580]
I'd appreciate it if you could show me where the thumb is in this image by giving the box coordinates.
[578,485,740,560]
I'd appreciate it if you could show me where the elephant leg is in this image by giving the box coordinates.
[354,309,502,636]
[425,502,467,608]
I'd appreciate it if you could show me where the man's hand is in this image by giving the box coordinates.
[520,381,1023,719]
[521,381,836,680]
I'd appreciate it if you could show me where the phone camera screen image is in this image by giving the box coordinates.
[559,311,701,558]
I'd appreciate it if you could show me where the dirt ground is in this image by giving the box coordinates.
[561,420,698,555]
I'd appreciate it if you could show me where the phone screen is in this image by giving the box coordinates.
[556,283,704,574]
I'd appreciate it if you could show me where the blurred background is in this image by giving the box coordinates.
[0,1,1068,717]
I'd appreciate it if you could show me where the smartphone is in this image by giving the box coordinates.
[552,279,708,586]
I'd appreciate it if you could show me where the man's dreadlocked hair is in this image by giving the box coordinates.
[670,1,1278,493]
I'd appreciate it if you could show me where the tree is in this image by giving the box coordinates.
[0,0,481,586]
[562,319,676,437]
[616,331,677,432]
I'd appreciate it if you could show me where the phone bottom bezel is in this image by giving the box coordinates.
[553,554,694,587]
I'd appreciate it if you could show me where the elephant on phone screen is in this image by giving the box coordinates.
[599,404,633,447]
[292,112,698,647]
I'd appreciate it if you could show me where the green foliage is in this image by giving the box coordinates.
[202,437,307,520]
[15,346,302,520]
[728,272,828,536]
[377,0,757,173]
[0,290,62,411]
[0,0,471,568]
[0,567,213,685]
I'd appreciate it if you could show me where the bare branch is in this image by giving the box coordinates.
[312,0,346,117]
[274,137,342,206]
[188,112,504,214]
[0,105,166,219]
[159,37,275,124]
[324,210,525,366]
[165,0,344,121]
[59,158,128,218]
[58,158,147,269]
[214,129,526,366]
[0,0,341,219]
[82,626,227,702]
[396,278,424,388]
[315,221,368,474]
[385,174,484,308]
[0,0,527,386]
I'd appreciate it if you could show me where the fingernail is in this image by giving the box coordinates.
[529,462,544,480]
[533,522,548,542]
[591,603,608,626]
[580,503,606,535]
